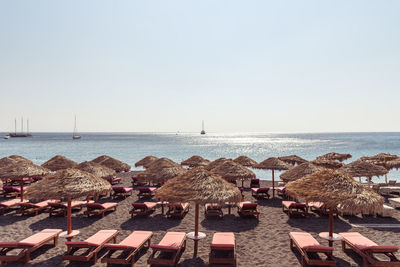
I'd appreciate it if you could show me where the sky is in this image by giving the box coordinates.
[0,1,399,133]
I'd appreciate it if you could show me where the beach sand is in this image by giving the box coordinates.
[1,172,400,266]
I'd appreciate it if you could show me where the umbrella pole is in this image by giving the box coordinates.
[67,197,72,235]
[20,180,24,202]
[241,179,244,188]
[385,174,388,184]
[194,203,199,257]
[272,170,275,198]
[329,208,333,247]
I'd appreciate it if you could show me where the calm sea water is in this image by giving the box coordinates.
[1,132,400,182]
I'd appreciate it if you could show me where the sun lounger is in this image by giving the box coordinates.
[250,179,260,188]
[18,200,57,216]
[109,176,121,185]
[308,202,338,217]
[130,202,157,217]
[85,202,117,218]
[251,187,270,199]
[282,201,307,217]
[137,187,157,198]
[147,232,186,266]
[276,186,287,198]
[0,199,25,215]
[339,232,400,266]
[204,203,223,218]
[209,232,236,266]
[289,232,336,267]
[112,187,133,199]
[101,230,153,266]
[0,228,62,264]
[166,203,190,218]
[63,229,119,264]
[48,200,86,217]
[2,185,26,198]
[237,202,259,218]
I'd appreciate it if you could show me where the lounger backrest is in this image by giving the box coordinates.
[113,187,125,192]
[20,229,62,245]
[84,230,118,246]
[119,231,153,248]
[339,232,378,249]
[87,203,105,209]
[152,232,186,250]
[242,203,258,210]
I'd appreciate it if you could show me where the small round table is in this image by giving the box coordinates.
[60,230,80,242]
[319,232,342,247]
[186,232,206,240]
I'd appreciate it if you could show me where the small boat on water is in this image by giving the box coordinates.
[73,116,81,140]
[3,135,10,139]
[8,118,32,137]
[201,120,206,135]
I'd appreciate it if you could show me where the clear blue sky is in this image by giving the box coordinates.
[0,1,399,133]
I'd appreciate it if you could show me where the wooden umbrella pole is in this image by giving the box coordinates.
[241,179,244,188]
[67,197,72,235]
[272,170,275,198]
[329,208,333,247]
[385,174,388,184]
[20,180,24,202]
[194,203,199,256]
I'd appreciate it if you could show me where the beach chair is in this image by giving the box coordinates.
[308,202,338,217]
[63,229,119,264]
[2,186,26,198]
[276,186,287,198]
[209,232,236,266]
[109,176,121,185]
[282,201,307,218]
[0,228,62,264]
[339,232,400,266]
[130,202,157,217]
[147,232,186,266]
[85,202,117,218]
[237,202,260,218]
[112,187,133,199]
[101,230,153,266]
[204,203,223,218]
[48,200,86,217]
[388,180,397,186]
[18,200,57,216]
[0,199,25,215]
[289,232,336,267]
[166,203,190,218]
[251,187,270,199]
[137,187,157,198]
[250,179,260,188]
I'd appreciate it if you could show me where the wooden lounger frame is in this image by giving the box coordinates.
[112,187,133,199]
[137,188,156,198]
[48,202,84,217]
[204,204,223,218]
[166,203,189,219]
[251,188,270,199]
[147,234,186,267]
[18,202,49,216]
[209,234,236,267]
[237,203,260,219]
[84,203,117,218]
[130,203,156,217]
[282,201,308,218]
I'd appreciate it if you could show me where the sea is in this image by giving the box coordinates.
[1,132,400,182]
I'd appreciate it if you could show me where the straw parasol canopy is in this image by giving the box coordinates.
[360,153,398,163]
[340,160,388,184]
[280,162,322,183]
[0,155,33,168]
[384,158,400,170]
[75,161,116,181]
[41,155,78,171]
[137,158,186,184]
[210,160,256,183]
[181,155,210,168]
[278,155,307,165]
[25,168,112,237]
[91,155,131,172]
[0,180,2,188]
[316,152,352,162]
[7,155,33,165]
[135,156,159,168]
[155,166,242,255]
[285,169,384,246]
[233,156,258,167]
[254,157,292,197]
[311,159,343,169]
[205,158,230,171]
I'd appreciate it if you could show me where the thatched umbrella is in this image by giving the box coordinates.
[210,160,256,187]
[340,160,388,185]
[233,156,258,168]
[76,161,116,182]
[7,155,33,165]
[41,155,78,171]
[311,159,343,169]
[155,167,242,256]
[205,158,230,171]
[286,169,384,246]
[92,155,131,172]
[25,168,111,238]
[385,158,400,170]
[360,153,398,162]
[0,162,50,201]
[137,158,186,184]
[135,156,159,168]
[280,162,322,183]
[316,152,352,162]
[278,155,307,165]
[254,157,291,197]
[0,155,33,168]
[181,155,210,168]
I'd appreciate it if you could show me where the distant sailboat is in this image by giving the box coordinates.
[200,120,206,135]
[73,116,81,140]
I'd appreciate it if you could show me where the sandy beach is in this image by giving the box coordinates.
[1,172,400,266]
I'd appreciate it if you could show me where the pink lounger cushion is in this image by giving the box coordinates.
[282,201,306,208]
[211,233,235,248]
[150,232,186,250]
[65,230,118,247]
[0,199,23,207]
[137,187,157,192]
[19,229,62,246]
[105,231,152,249]
[48,200,86,208]
[339,232,398,251]
[290,232,333,252]
[251,187,269,193]
[168,203,189,209]
[308,202,324,209]
[205,203,222,210]
[20,200,50,208]
[132,202,157,209]
[87,203,117,209]
[237,202,258,209]
[113,187,132,193]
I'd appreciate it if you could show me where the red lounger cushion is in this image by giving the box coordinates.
[238,202,257,209]
[19,229,62,246]
[65,230,118,246]
[211,233,235,248]
[339,232,398,252]
[283,201,306,209]
[150,232,186,250]
[113,187,132,193]
[0,199,22,207]
[309,202,324,209]
[251,187,269,193]
[20,201,49,208]
[105,231,152,249]
[290,232,333,252]
[205,204,222,210]
[87,203,117,209]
